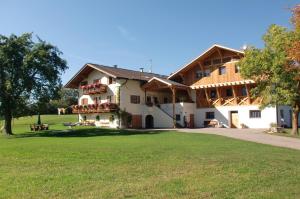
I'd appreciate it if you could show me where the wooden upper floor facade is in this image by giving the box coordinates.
[169,44,259,108]
[169,44,246,87]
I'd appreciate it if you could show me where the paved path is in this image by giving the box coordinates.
[134,128,300,150]
[177,128,300,150]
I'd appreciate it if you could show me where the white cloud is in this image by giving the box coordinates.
[116,25,136,41]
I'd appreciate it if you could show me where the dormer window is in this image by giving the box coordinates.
[219,66,226,75]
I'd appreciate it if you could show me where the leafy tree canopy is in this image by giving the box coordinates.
[0,33,67,135]
[239,5,300,134]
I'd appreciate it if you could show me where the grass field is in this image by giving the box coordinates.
[0,115,300,198]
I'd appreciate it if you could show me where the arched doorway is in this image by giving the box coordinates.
[145,115,154,128]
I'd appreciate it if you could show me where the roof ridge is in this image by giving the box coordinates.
[88,63,167,77]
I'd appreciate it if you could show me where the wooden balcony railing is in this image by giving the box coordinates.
[80,83,107,95]
[197,96,262,108]
[72,103,119,114]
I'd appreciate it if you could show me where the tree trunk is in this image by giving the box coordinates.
[291,104,299,135]
[3,112,13,135]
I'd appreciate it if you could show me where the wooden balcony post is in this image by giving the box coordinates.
[232,86,238,105]
[204,88,210,106]
[245,84,251,105]
[216,87,221,106]
[171,86,176,128]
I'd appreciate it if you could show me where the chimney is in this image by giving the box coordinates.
[113,65,118,68]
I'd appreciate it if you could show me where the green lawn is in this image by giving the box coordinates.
[0,115,300,198]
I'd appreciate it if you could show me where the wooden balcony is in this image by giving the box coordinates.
[197,96,262,108]
[72,103,119,114]
[80,83,107,95]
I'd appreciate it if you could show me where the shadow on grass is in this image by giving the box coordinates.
[14,127,166,138]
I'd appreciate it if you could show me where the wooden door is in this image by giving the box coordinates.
[189,114,194,128]
[231,111,239,128]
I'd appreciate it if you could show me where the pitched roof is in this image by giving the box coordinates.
[168,44,244,80]
[64,63,167,88]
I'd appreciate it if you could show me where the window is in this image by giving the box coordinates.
[249,110,261,118]
[241,86,247,96]
[206,112,215,119]
[176,114,181,121]
[130,95,140,104]
[210,89,217,98]
[219,66,226,75]
[195,70,203,79]
[235,64,240,73]
[204,69,210,77]
[213,58,221,65]
[108,77,114,84]
[226,89,233,97]
[203,60,211,66]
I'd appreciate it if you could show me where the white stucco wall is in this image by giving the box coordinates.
[79,113,119,128]
[142,105,173,128]
[195,105,277,128]
[160,103,196,126]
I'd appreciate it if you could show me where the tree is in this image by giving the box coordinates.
[239,5,300,135]
[0,33,67,135]
[49,88,78,111]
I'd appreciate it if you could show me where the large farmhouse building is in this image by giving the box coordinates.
[65,45,297,129]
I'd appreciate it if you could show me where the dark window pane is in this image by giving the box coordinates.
[206,112,215,119]
[249,110,261,118]
[219,66,226,75]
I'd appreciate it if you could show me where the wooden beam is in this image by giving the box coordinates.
[171,87,176,128]
[245,84,251,104]
[204,88,209,102]
[231,86,238,105]
[217,48,223,62]
[216,87,221,106]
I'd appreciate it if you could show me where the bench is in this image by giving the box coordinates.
[30,124,49,131]
[204,120,219,128]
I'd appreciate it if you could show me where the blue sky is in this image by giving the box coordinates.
[1,0,298,84]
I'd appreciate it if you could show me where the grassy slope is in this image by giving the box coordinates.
[0,115,300,198]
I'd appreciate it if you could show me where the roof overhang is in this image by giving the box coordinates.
[191,80,255,89]
[64,64,116,89]
[142,77,188,91]
[168,44,244,80]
